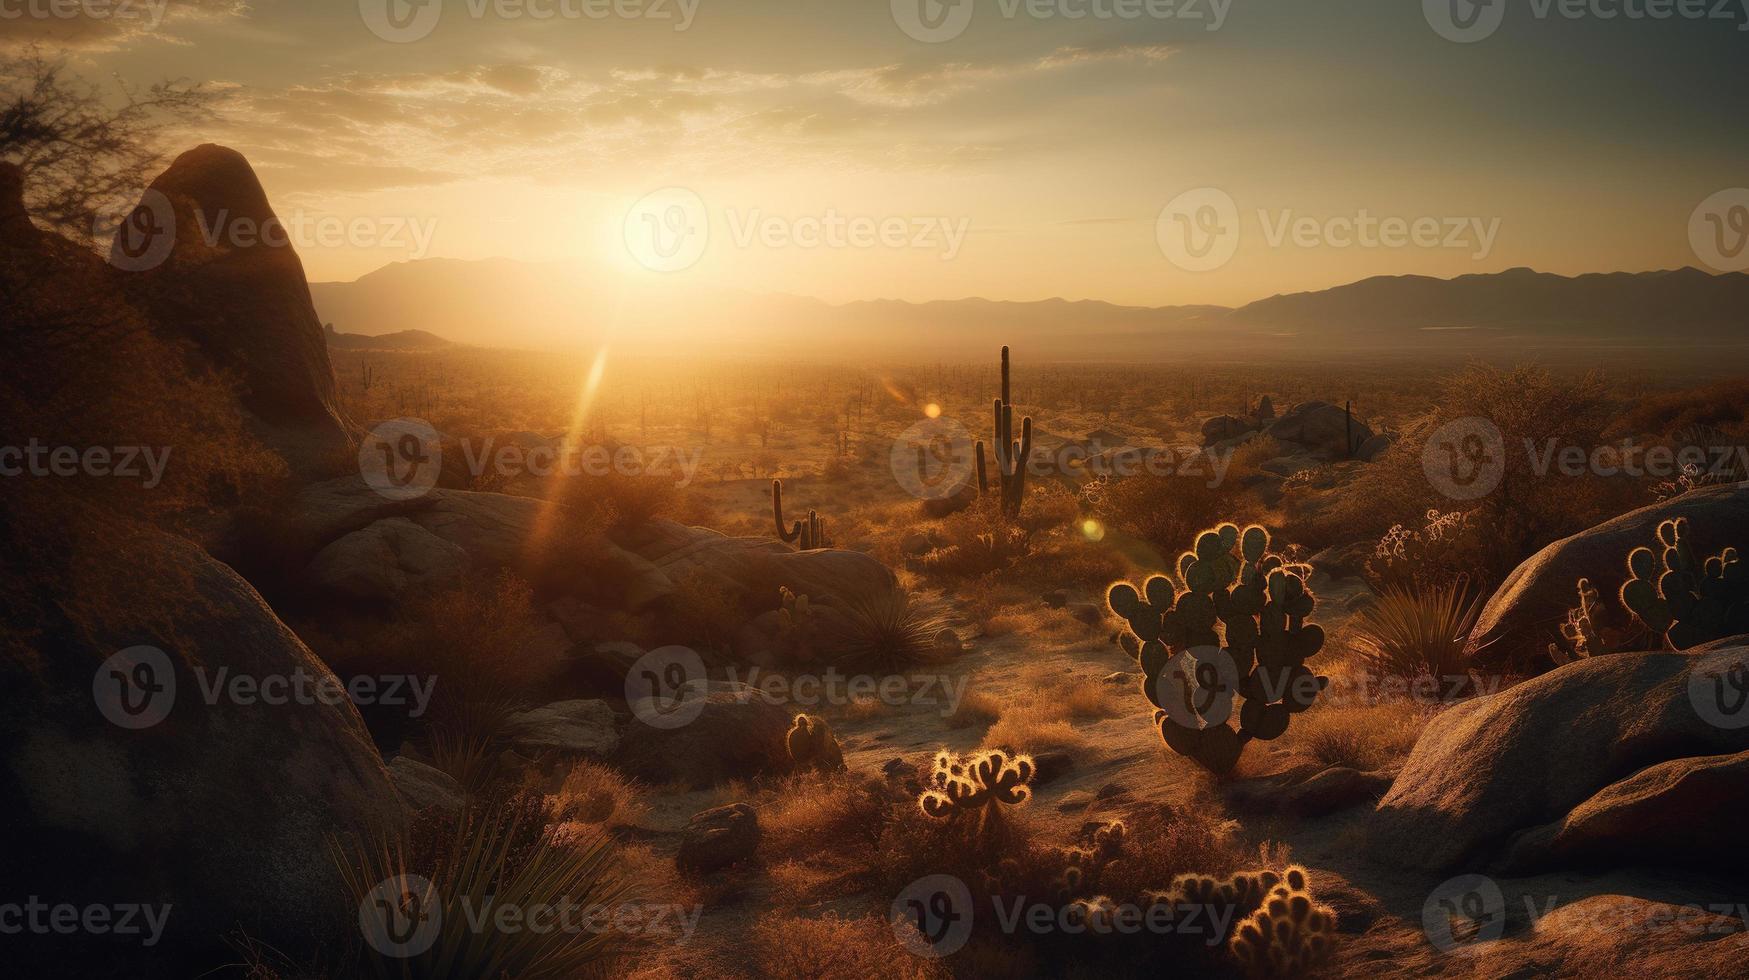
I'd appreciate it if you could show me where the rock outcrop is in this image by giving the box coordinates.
[0,508,402,972]
[110,144,352,472]
[1466,484,1749,669]
[1371,645,1749,872]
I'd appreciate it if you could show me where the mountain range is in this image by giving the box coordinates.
[309,261,1749,361]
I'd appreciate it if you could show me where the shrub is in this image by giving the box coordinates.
[817,589,957,675]
[1365,509,1490,595]
[1348,581,1482,692]
[333,796,635,979]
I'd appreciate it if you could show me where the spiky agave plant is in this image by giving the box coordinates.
[333,798,637,980]
[1348,580,1482,692]
[820,589,958,676]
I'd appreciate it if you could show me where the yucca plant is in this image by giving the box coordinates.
[819,589,958,675]
[1349,581,1482,693]
[333,798,637,980]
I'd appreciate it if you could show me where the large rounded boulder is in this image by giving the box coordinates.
[0,507,402,975]
[1370,645,1749,873]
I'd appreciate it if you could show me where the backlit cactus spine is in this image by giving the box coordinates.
[974,346,1032,516]
[1620,518,1749,650]
[1107,523,1327,775]
[1229,866,1337,977]
[772,479,828,550]
[785,714,845,773]
[918,748,1035,832]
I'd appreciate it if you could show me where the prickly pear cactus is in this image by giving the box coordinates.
[785,713,845,773]
[1620,518,1749,650]
[1107,523,1327,774]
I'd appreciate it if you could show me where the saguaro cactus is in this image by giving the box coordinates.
[975,346,1033,516]
[772,479,828,550]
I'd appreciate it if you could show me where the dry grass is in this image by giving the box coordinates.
[549,760,646,829]
[945,688,1004,728]
[750,914,949,980]
[974,664,1119,754]
[1285,701,1430,772]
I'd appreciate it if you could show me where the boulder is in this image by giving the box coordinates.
[616,519,895,610]
[1370,646,1749,872]
[500,700,620,757]
[305,516,468,603]
[1266,401,1373,457]
[0,509,402,972]
[676,802,760,874]
[110,145,351,473]
[288,477,676,610]
[1227,765,1393,817]
[388,756,464,814]
[1201,414,1255,447]
[1354,432,1393,462]
[619,681,794,788]
[1465,483,1749,669]
[1501,749,1749,873]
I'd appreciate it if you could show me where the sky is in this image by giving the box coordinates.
[11,0,1749,306]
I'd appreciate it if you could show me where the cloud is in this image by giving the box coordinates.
[0,0,250,52]
[197,43,1178,195]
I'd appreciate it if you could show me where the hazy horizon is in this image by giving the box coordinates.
[15,0,1748,308]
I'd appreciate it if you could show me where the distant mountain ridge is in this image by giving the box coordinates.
[309,261,1749,359]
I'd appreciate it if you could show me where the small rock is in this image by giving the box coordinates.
[1104,671,1139,686]
[1066,602,1106,626]
[1043,589,1069,608]
[676,802,761,874]
[1095,782,1129,800]
[901,532,934,557]
[387,756,463,814]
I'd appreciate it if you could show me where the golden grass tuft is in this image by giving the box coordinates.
[750,914,950,980]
